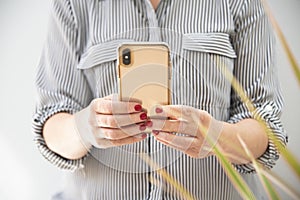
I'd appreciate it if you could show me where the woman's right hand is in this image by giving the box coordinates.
[74,94,149,150]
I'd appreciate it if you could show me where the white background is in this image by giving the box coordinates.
[0,0,299,199]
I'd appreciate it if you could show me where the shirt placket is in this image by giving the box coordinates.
[144,0,162,42]
[142,1,170,199]
[144,1,162,197]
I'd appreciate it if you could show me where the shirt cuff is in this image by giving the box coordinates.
[228,101,288,174]
[32,103,86,171]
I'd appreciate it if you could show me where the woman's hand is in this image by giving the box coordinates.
[150,105,223,158]
[74,94,150,149]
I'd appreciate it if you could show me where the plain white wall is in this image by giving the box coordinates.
[269,0,300,199]
[0,1,64,200]
[0,0,299,199]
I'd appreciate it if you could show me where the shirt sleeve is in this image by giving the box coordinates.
[32,0,92,171]
[228,0,288,174]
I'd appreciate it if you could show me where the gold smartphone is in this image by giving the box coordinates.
[118,42,171,115]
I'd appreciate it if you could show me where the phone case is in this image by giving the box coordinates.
[118,42,171,115]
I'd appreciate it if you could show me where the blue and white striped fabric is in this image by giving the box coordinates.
[32,0,287,199]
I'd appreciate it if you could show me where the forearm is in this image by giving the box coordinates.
[217,118,268,164]
[43,113,90,160]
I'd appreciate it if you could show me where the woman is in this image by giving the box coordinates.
[33,0,287,199]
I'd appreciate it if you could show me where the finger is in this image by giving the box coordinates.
[152,105,191,119]
[151,119,187,134]
[95,123,147,140]
[153,131,195,152]
[151,119,198,136]
[104,94,143,104]
[92,98,143,114]
[103,94,115,100]
[156,138,201,158]
[94,112,148,128]
[110,133,148,147]
[96,133,147,148]
[156,136,187,153]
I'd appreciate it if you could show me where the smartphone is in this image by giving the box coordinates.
[117,42,171,115]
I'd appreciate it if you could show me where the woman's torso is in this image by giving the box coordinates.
[60,0,265,199]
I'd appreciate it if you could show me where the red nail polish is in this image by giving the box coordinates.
[140,113,147,120]
[141,133,147,139]
[152,130,159,135]
[140,124,146,131]
[155,107,163,113]
[134,104,142,112]
[146,120,153,127]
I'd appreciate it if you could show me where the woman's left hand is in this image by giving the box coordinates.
[150,105,223,158]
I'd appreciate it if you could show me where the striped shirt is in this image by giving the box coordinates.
[33,0,287,199]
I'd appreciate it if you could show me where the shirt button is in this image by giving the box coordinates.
[265,105,273,113]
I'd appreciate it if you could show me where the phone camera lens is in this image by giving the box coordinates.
[122,48,131,65]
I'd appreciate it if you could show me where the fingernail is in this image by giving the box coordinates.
[155,107,163,113]
[152,130,160,135]
[140,113,147,120]
[139,124,146,131]
[134,104,142,111]
[146,120,153,127]
[135,133,147,139]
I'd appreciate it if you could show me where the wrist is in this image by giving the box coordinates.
[43,113,90,160]
[199,117,223,158]
[68,114,91,159]
[215,122,250,164]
